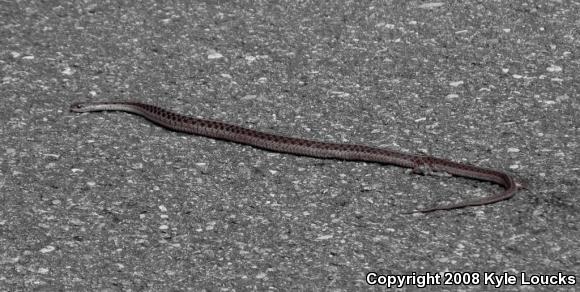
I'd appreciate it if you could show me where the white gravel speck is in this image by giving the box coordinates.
[316,234,333,240]
[208,51,223,59]
[546,65,562,72]
[40,246,56,253]
[449,80,464,87]
[62,67,75,75]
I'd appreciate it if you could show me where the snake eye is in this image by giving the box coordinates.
[70,102,85,112]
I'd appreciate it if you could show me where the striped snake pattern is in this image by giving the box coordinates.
[71,101,522,213]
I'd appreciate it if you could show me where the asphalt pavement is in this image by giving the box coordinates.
[1,1,578,291]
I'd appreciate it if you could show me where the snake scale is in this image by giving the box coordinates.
[71,101,522,213]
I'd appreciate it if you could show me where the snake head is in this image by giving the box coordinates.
[70,102,112,113]
[70,102,88,112]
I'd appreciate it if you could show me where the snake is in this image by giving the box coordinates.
[70,101,522,213]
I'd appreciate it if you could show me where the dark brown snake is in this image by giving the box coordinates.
[70,101,523,213]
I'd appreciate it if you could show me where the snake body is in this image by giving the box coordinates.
[70,101,521,213]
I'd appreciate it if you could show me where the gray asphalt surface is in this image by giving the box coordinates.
[1,1,578,291]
